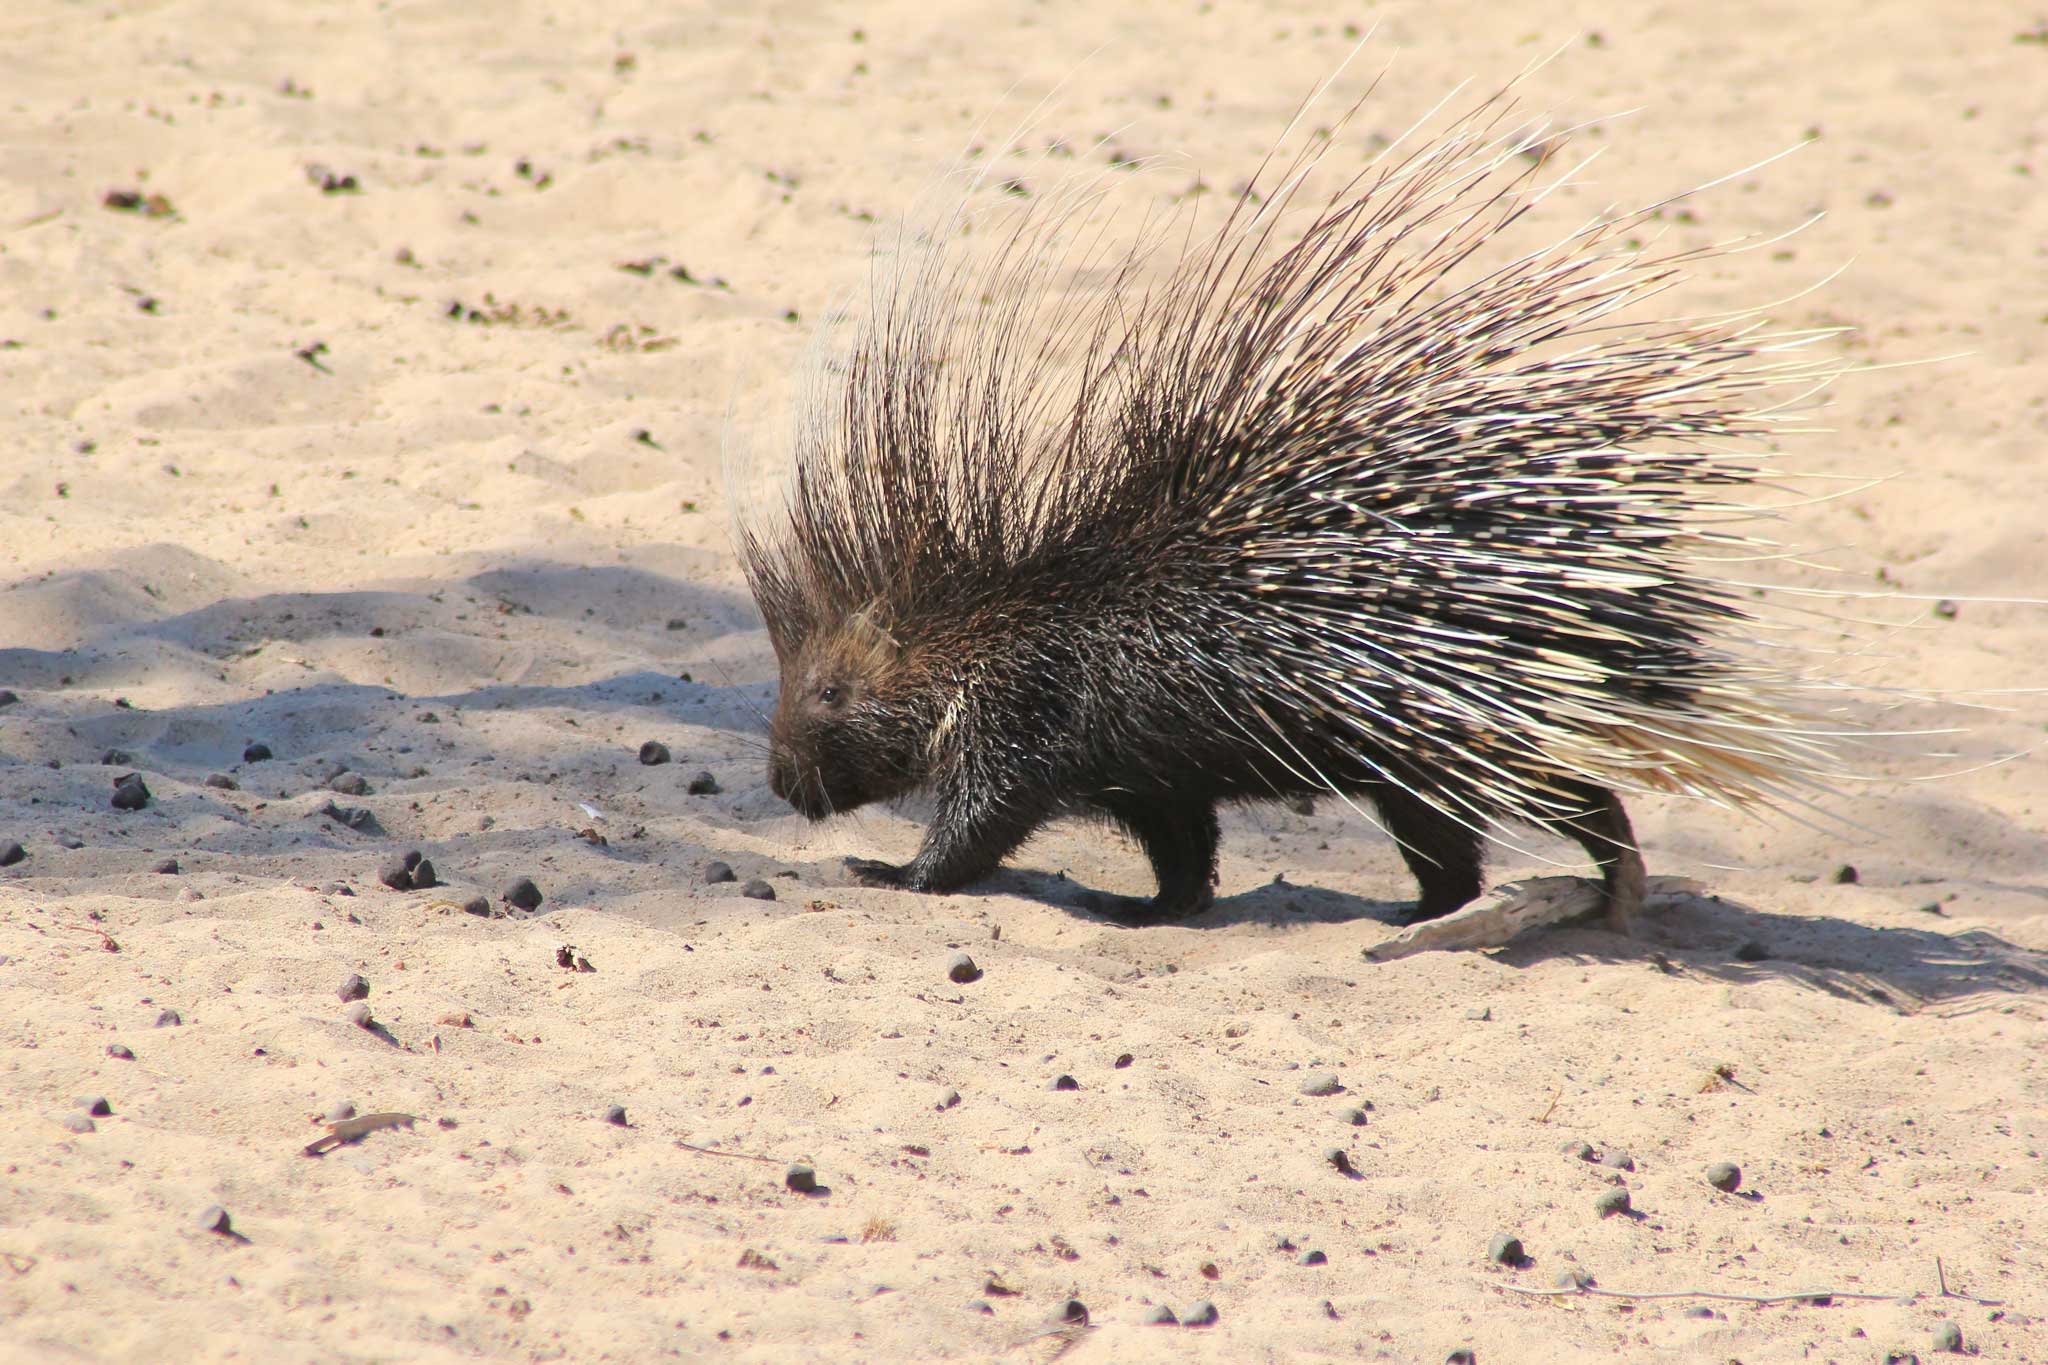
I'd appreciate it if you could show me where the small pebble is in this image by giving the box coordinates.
[462,896,491,916]
[243,742,273,762]
[1298,1248,1327,1266]
[1487,1233,1524,1265]
[1336,1105,1369,1127]
[604,1104,629,1127]
[409,858,438,890]
[1050,1074,1080,1091]
[1705,1161,1743,1192]
[935,1088,961,1111]
[1593,1186,1631,1218]
[329,771,371,796]
[0,689,16,706]
[1324,1147,1354,1175]
[378,856,413,890]
[946,952,981,984]
[1143,1305,1178,1326]
[204,773,238,790]
[686,770,720,795]
[740,878,775,901]
[345,1002,374,1030]
[1930,1320,1962,1352]
[702,861,736,884]
[1833,864,1859,885]
[503,877,544,911]
[197,1204,232,1234]
[101,748,133,766]
[784,1162,818,1194]
[324,1100,357,1122]
[1445,1352,1477,1365]
[105,1043,134,1060]
[1054,1299,1088,1327]
[337,973,369,1002]
[0,841,25,867]
[110,774,150,810]
[1932,598,1958,620]
[153,857,180,874]
[1113,1053,1133,1068]
[1600,1148,1636,1172]
[77,1095,112,1116]
[1180,1300,1219,1328]
[155,1008,182,1027]
[1298,1072,1343,1097]
[637,740,672,766]
[58,1112,96,1134]
[965,1300,993,1316]
[1734,940,1770,962]
[1553,1267,1591,1290]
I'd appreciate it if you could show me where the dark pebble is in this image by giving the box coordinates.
[1298,1071,1343,1097]
[1445,1352,1477,1365]
[378,856,413,890]
[110,775,150,810]
[686,770,720,795]
[78,1095,112,1116]
[1594,1186,1632,1218]
[1054,1299,1088,1327]
[155,1008,182,1027]
[1705,1161,1743,1192]
[59,1112,96,1134]
[402,850,422,872]
[462,896,491,916]
[1930,1320,1962,1352]
[1324,1147,1354,1175]
[101,748,133,766]
[740,878,775,901]
[243,743,273,762]
[1298,1248,1327,1266]
[702,861,736,884]
[1487,1233,1524,1265]
[946,952,981,984]
[329,771,371,796]
[1600,1148,1635,1172]
[637,740,671,766]
[345,1001,374,1029]
[409,858,437,890]
[1932,598,1959,620]
[1113,1053,1133,1069]
[105,1043,134,1060]
[197,1204,232,1234]
[1180,1300,1219,1328]
[503,877,543,911]
[1833,864,1859,885]
[1554,1267,1591,1290]
[935,1088,961,1111]
[965,1300,993,1316]
[57,834,84,848]
[1563,1139,1595,1159]
[784,1162,818,1193]
[1050,1074,1079,1091]
[1734,941,1770,962]
[604,1104,629,1126]
[1143,1305,1178,1326]
[337,973,369,1002]
[0,842,24,867]
[1337,1105,1369,1127]
[204,773,238,790]
[0,689,17,706]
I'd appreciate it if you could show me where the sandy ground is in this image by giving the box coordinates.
[4,2,2047,1361]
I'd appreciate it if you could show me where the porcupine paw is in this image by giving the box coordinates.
[845,857,909,889]
[1078,890,1212,926]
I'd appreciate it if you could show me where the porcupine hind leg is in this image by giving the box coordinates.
[1085,794,1220,925]
[1546,784,1647,934]
[1369,784,1486,924]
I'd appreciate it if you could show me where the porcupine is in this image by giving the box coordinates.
[733,78,1850,934]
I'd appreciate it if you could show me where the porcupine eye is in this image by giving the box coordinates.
[818,685,843,708]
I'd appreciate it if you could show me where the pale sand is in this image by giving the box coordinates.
[3,2,2046,1361]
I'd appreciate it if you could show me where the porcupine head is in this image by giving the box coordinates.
[763,604,935,822]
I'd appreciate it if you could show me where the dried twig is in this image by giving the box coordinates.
[1365,876,1701,960]
[1492,1259,2002,1308]
[673,1139,782,1165]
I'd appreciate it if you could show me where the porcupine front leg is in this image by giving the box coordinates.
[1085,794,1220,925]
[846,783,1053,895]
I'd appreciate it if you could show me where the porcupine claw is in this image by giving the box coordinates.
[845,857,909,889]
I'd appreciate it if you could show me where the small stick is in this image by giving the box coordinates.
[673,1139,782,1165]
[1535,1088,1562,1123]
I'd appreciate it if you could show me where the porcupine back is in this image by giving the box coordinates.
[732,76,1859,917]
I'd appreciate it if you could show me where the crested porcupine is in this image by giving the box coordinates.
[733,77,1852,933]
